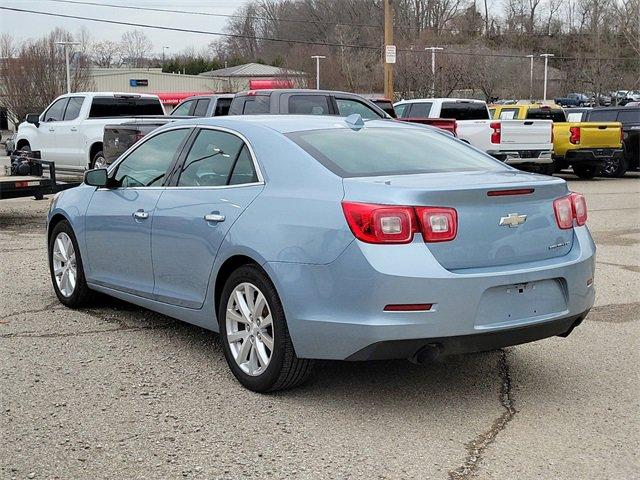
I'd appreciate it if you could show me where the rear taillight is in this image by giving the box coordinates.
[569,126,581,144]
[342,202,415,244]
[341,202,458,244]
[553,192,587,229]
[490,121,501,144]
[415,207,458,242]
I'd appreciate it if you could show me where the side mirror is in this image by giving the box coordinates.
[84,168,109,187]
[25,113,40,127]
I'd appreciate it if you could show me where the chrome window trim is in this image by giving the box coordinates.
[101,124,265,191]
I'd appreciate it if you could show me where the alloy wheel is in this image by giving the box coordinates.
[225,282,274,376]
[52,232,77,297]
[93,155,107,169]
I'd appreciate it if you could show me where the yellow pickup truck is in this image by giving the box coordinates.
[490,104,623,179]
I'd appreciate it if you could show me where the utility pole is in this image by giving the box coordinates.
[540,53,554,101]
[526,54,534,101]
[383,0,394,100]
[162,46,170,65]
[56,41,80,94]
[310,55,326,89]
[425,47,443,97]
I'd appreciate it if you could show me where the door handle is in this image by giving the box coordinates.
[70,127,78,131]
[133,210,149,220]
[204,213,225,223]
[49,128,55,132]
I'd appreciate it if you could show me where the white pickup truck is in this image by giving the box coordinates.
[394,98,554,173]
[14,92,165,172]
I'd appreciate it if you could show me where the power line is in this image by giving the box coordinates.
[44,0,383,29]
[1,6,637,63]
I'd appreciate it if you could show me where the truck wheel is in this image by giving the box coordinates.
[601,157,628,178]
[573,165,598,180]
[90,150,107,169]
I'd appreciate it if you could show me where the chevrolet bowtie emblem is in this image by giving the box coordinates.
[499,213,527,228]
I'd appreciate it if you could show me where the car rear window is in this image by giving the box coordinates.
[288,95,331,115]
[587,110,618,122]
[440,102,489,120]
[286,127,504,178]
[89,97,164,117]
[229,95,270,115]
[214,98,232,116]
[408,102,433,117]
[526,108,566,122]
[617,110,639,123]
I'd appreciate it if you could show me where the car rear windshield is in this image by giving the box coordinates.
[373,100,396,118]
[526,108,566,122]
[440,102,489,120]
[286,127,504,178]
[89,97,164,117]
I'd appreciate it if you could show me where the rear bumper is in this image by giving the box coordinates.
[562,148,624,167]
[489,150,553,165]
[266,227,596,360]
[346,311,587,361]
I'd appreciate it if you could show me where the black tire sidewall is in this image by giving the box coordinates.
[48,221,90,307]
[218,265,288,392]
[90,150,104,169]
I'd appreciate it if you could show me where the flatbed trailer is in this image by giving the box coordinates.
[0,159,80,200]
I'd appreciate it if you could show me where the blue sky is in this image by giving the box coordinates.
[0,0,252,54]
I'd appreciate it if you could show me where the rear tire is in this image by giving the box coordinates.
[48,220,94,307]
[218,265,313,392]
[573,164,598,179]
[601,156,628,178]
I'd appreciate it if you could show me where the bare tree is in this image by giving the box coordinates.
[120,29,152,68]
[92,40,123,68]
[0,30,93,128]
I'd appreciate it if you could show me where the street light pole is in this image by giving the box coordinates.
[425,47,443,97]
[540,53,554,102]
[56,41,80,94]
[310,55,326,90]
[162,46,170,65]
[526,54,534,101]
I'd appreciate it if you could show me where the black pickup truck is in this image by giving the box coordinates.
[585,106,640,177]
[103,94,234,165]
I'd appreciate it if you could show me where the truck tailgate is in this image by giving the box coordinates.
[500,120,552,146]
[576,122,622,148]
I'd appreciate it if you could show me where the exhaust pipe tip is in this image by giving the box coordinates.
[409,343,442,364]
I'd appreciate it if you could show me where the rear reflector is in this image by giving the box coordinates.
[487,188,535,197]
[384,304,432,312]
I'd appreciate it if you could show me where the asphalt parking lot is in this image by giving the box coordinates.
[1,159,638,479]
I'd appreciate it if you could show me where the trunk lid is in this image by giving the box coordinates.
[343,171,574,270]
[499,119,552,146]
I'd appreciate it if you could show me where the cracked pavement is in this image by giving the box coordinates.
[1,166,638,479]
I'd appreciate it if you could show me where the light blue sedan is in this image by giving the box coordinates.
[47,115,595,392]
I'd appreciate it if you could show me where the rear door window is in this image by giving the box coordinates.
[171,100,195,116]
[63,97,85,121]
[288,95,331,115]
[241,96,270,114]
[335,98,381,119]
[43,98,69,122]
[89,97,164,117]
[214,98,232,116]
[193,99,210,117]
[408,102,433,117]
[394,104,408,118]
[440,102,489,120]
[617,110,639,123]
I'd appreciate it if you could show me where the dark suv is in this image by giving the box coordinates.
[586,107,640,177]
[228,89,389,119]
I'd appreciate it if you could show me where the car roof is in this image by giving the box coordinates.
[179,93,235,101]
[235,89,362,96]
[161,114,422,135]
[395,98,486,104]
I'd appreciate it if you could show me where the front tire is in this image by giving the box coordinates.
[48,221,94,307]
[573,164,598,179]
[218,265,313,392]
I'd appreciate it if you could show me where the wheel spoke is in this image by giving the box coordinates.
[53,251,65,262]
[252,291,266,318]
[256,343,270,366]
[61,270,70,294]
[227,330,248,344]
[227,308,248,325]
[234,290,252,321]
[244,284,255,311]
[54,266,64,276]
[258,332,274,351]
[260,314,272,329]
[248,344,259,373]
[56,238,67,260]
[235,336,252,364]
[67,269,76,290]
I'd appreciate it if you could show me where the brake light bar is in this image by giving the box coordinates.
[487,188,535,197]
[384,304,433,312]
[341,202,458,244]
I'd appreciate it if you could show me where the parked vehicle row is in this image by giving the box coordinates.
[490,104,625,179]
